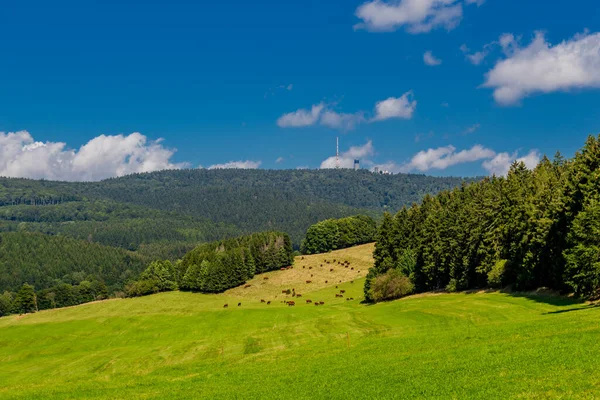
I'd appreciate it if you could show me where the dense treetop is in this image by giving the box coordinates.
[366,135,600,302]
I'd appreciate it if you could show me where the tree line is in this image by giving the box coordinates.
[127,231,294,296]
[301,215,377,254]
[365,135,600,302]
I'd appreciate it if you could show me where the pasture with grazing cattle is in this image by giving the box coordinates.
[1,243,599,399]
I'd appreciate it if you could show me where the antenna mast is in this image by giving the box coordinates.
[336,137,340,169]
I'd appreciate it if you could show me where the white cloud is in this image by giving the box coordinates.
[276,103,325,127]
[320,141,375,169]
[354,0,482,33]
[275,156,284,164]
[372,92,417,121]
[320,110,365,131]
[0,131,186,182]
[278,92,416,130]
[208,160,262,170]
[423,50,442,66]
[400,144,495,172]
[482,150,541,176]
[483,31,600,105]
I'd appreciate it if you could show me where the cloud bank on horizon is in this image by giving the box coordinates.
[0,131,262,181]
[0,131,539,181]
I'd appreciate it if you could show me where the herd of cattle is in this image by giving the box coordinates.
[223,257,359,309]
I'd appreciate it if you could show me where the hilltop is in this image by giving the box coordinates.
[0,169,473,247]
[1,244,599,399]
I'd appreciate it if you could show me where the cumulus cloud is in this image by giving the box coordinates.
[354,0,482,33]
[0,131,186,182]
[276,103,325,127]
[277,91,416,130]
[208,160,262,170]
[482,150,541,175]
[423,50,442,66]
[316,139,538,176]
[400,144,495,172]
[275,157,284,164]
[372,92,417,121]
[384,144,539,176]
[320,141,375,169]
[483,31,600,105]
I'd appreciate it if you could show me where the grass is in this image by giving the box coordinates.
[1,243,600,399]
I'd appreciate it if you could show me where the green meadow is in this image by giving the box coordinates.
[1,244,599,399]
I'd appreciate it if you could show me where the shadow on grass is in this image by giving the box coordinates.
[505,290,585,307]
[462,287,586,307]
[544,303,600,315]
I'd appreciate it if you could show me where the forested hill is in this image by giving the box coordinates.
[0,169,471,297]
[0,169,472,246]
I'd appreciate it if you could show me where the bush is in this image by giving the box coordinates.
[487,260,508,288]
[368,269,414,303]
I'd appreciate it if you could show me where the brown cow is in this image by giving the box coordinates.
[296,294,302,297]
[351,268,354,271]
[319,301,324,305]
[238,303,242,307]
[309,266,312,270]
[282,290,288,294]
[330,269,334,272]
[223,304,228,308]
[335,294,343,298]
[244,284,251,288]
[306,280,312,284]
[288,301,296,307]
[306,299,312,303]
[314,303,320,306]
[264,277,269,280]
[340,290,346,294]
[267,301,271,305]
[280,267,286,271]
[260,299,266,303]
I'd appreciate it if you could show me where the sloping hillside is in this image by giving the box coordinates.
[0,243,598,399]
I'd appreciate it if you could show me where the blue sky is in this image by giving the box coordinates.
[1,0,600,180]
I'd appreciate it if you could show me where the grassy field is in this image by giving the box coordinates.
[1,243,600,399]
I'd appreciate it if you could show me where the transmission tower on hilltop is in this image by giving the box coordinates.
[336,137,340,169]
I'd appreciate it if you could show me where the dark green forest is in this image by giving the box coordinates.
[301,215,377,254]
[366,135,600,302]
[0,169,470,246]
